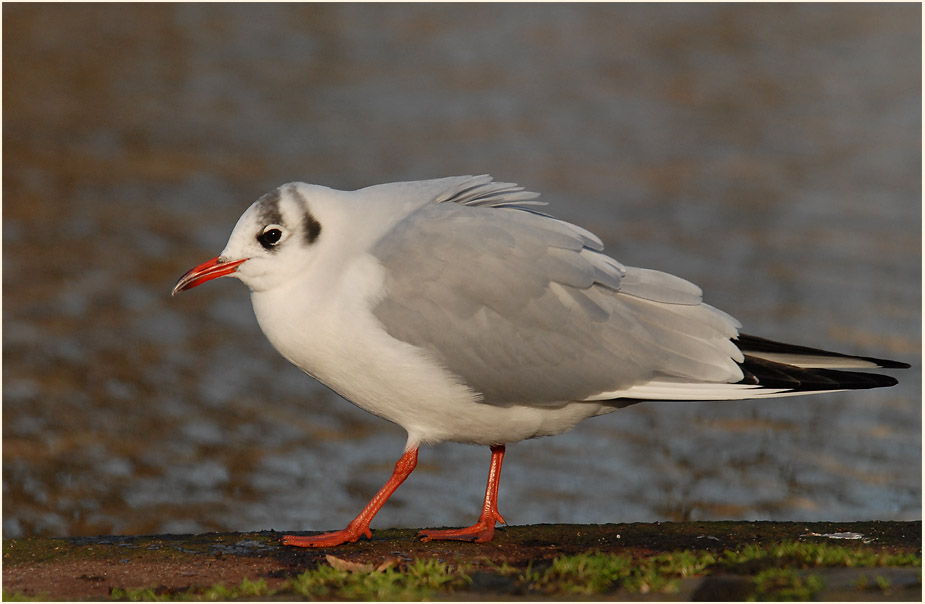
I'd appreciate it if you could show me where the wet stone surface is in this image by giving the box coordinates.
[3,522,921,600]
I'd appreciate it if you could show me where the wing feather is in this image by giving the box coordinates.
[620,267,704,305]
[371,194,743,405]
[364,176,904,406]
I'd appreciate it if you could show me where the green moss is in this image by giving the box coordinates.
[2,589,50,602]
[3,538,81,566]
[37,539,923,601]
[287,558,469,600]
[531,550,718,595]
[537,552,635,594]
[110,578,273,601]
[494,550,715,596]
[750,568,824,601]
[110,559,469,601]
[495,543,919,599]
[718,541,920,570]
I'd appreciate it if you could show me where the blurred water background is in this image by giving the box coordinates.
[3,4,920,539]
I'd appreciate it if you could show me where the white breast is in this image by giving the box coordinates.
[249,252,605,447]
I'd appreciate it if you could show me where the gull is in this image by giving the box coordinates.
[172,175,907,547]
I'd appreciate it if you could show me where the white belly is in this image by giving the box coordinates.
[249,254,605,447]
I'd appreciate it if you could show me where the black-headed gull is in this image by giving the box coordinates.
[172,175,907,547]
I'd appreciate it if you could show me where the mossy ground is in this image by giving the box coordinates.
[3,522,921,601]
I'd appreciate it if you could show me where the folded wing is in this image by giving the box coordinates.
[370,179,750,405]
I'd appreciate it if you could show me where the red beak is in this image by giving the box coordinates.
[171,257,248,296]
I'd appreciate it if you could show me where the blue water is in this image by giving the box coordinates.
[3,3,920,539]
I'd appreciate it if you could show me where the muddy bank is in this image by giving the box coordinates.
[4,521,920,600]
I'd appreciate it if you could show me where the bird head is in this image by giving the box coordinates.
[172,183,324,296]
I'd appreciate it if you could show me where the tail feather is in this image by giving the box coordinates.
[596,334,907,405]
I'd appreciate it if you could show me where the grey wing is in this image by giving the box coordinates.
[370,200,744,406]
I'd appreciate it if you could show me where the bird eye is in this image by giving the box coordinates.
[257,226,284,249]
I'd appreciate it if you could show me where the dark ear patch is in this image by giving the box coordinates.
[288,184,322,244]
[303,211,322,244]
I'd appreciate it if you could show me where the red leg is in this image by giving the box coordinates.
[419,445,506,543]
[282,447,418,548]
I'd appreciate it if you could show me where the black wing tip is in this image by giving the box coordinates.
[736,333,910,370]
[870,358,911,370]
[739,356,903,392]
